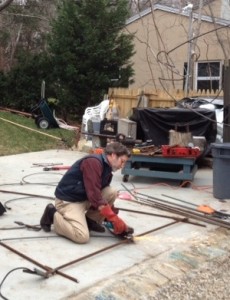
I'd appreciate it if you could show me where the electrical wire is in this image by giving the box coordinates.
[4,196,34,210]
[0,267,31,300]
[119,180,213,198]
[0,171,61,211]
[21,172,62,186]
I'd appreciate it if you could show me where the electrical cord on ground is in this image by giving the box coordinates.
[0,183,21,187]
[3,196,31,210]
[0,171,62,187]
[0,171,61,209]
[119,180,213,198]
[0,267,32,300]
[3,196,54,210]
[21,172,62,186]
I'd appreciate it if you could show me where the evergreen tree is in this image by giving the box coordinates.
[48,0,135,117]
[1,52,52,110]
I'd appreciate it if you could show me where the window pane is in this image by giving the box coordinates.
[198,62,220,77]
[197,80,219,91]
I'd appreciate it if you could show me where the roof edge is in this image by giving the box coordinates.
[126,4,230,26]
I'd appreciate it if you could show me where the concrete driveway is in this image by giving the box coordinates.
[1,149,230,300]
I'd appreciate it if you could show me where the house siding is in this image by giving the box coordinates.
[125,1,230,89]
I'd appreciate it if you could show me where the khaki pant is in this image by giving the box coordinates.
[53,186,117,244]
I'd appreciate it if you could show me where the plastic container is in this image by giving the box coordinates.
[211,143,230,199]
[161,145,200,157]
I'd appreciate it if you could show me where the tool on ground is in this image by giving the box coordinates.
[32,163,63,167]
[23,268,51,278]
[104,221,134,241]
[100,205,129,235]
[162,194,230,219]
[14,221,41,231]
[43,166,70,171]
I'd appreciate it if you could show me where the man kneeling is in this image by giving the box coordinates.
[40,142,134,243]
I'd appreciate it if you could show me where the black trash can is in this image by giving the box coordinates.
[211,143,230,199]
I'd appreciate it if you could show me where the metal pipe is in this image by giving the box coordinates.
[0,117,63,140]
[0,189,54,200]
[49,220,179,274]
[0,235,59,241]
[121,183,139,200]
[161,194,197,207]
[119,185,205,227]
[135,194,230,229]
[0,241,79,283]
[184,5,194,94]
[118,207,205,227]
[137,192,201,213]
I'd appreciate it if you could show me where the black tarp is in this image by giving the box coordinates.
[130,108,217,146]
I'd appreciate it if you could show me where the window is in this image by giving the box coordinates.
[195,61,222,92]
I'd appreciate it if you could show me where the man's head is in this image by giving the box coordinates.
[105,142,130,172]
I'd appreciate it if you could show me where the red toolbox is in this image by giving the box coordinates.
[162,145,200,157]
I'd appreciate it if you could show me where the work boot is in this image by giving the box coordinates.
[40,203,56,232]
[0,202,6,216]
[86,216,105,233]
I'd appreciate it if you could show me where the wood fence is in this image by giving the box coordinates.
[108,87,223,118]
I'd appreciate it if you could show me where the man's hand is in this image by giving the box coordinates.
[100,205,127,234]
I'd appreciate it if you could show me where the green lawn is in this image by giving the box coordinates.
[0,111,79,156]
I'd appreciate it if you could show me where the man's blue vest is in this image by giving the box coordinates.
[55,154,112,202]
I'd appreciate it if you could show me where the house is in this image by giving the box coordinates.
[125,0,230,91]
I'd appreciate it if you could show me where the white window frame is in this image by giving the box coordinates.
[194,61,222,91]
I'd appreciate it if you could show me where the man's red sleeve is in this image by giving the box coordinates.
[80,158,108,208]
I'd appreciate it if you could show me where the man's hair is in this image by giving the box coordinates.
[104,142,130,157]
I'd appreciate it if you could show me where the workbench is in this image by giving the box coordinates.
[121,154,198,183]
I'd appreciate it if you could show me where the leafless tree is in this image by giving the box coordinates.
[0,0,57,71]
[0,0,14,12]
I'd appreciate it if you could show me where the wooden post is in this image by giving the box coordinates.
[223,60,230,142]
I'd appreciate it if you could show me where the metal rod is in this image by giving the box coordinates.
[161,194,197,207]
[0,235,59,241]
[52,238,134,272]
[121,184,203,223]
[119,185,205,227]
[118,207,205,227]
[0,117,63,141]
[136,220,179,237]
[0,241,79,283]
[121,183,139,200]
[137,192,201,213]
[135,194,230,229]
[49,220,179,274]
[0,189,54,200]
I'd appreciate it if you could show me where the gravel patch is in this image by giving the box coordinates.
[152,254,230,300]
